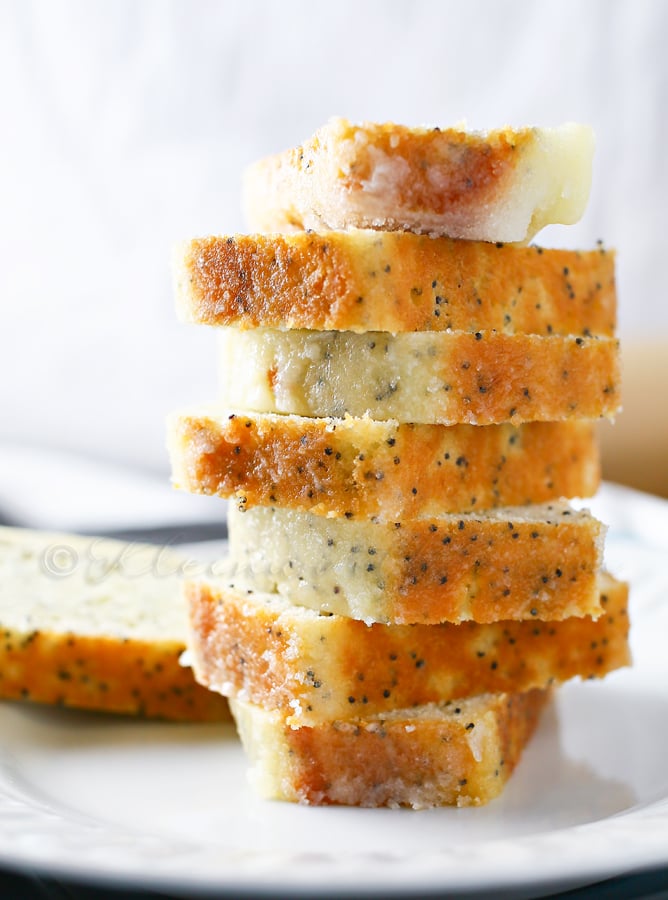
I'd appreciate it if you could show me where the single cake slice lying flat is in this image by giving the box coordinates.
[226,502,605,624]
[243,118,594,242]
[231,688,550,808]
[168,411,601,519]
[0,527,229,721]
[186,574,630,726]
[175,232,616,337]
[218,327,620,425]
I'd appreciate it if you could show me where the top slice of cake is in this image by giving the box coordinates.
[243,118,594,242]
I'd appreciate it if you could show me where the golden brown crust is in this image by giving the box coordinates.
[187,575,630,725]
[232,689,549,807]
[218,328,621,425]
[169,412,600,518]
[0,629,229,721]
[176,232,616,337]
[228,503,605,623]
[243,119,593,241]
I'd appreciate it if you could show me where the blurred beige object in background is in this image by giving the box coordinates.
[600,341,668,498]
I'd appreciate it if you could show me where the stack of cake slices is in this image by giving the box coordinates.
[168,119,629,808]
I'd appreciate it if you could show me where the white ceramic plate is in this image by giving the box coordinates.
[1,483,667,898]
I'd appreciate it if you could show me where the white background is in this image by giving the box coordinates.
[0,0,666,475]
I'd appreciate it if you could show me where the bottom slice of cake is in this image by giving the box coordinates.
[231,689,549,808]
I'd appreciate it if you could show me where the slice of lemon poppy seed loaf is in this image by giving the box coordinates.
[0,526,229,721]
[242,118,594,242]
[225,501,606,624]
[185,574,629,727]
[168,413,601,519]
